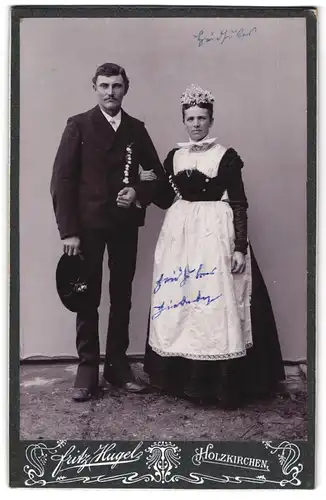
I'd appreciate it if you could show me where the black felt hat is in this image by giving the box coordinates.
[56,254,90,312]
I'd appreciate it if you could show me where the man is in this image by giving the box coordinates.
[51,63,163,401]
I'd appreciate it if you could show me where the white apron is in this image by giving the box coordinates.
[148,143,253,360]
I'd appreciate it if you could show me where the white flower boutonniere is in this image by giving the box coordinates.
[123,143,133,185]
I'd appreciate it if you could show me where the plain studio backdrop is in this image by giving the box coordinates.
[19,17,307,361]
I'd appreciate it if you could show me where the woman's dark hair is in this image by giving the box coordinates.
[92,63,130,94]
[182,102,214,122]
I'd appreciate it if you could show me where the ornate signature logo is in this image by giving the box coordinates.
[145,442,181,483]
[23,440,303,487]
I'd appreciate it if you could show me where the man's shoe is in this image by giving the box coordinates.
[122,379,148,394]
[72,387,103,402]
[72,388,92,402]
[100,375,147,393]
[101,370,148,393]
[99,376,113,390]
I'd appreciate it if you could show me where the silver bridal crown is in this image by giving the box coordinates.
[180,84,215,105]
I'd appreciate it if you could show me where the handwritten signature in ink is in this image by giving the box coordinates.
[193,27,257,48]
[152,290,222,320]
[153,264,217,294]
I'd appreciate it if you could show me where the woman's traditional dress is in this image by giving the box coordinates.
[144,139,285,405]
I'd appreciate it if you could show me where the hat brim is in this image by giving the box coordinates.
[56,254,90,313]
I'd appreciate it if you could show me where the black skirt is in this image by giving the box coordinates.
[143,245,285,406]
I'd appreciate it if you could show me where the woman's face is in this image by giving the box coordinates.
[183,106,213,142]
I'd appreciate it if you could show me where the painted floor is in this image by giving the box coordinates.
[20,362,308,441]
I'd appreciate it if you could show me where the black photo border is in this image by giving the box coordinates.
[9,5,317,489]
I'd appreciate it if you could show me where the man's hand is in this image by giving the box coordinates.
[231,251,246,274]
[116,187,136,208]
[63,236,80,256]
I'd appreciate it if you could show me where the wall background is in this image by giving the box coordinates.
[20,17,307,361]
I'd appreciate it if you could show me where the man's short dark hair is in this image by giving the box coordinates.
[92,63,130,94]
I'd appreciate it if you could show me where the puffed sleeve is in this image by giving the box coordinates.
[221,148,248,254]
[152,149,178,209]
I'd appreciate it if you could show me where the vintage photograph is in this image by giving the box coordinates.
[11,6,316,489]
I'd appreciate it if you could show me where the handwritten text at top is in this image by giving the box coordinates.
[193,27,257,48]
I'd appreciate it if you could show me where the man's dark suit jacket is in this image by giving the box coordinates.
[50,105,163,239]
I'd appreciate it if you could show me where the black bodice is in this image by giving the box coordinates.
[153,146,249,254]
[171,169,227,202]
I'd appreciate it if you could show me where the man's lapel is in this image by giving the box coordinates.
[91,106,133,152]
[91,105,117,151]
[114,109,133,147]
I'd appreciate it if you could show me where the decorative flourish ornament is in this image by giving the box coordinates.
[145,441,181,483]
[262,441,303,486]
[24,440,67,486]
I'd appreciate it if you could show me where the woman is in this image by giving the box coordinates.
[141,84,285,408]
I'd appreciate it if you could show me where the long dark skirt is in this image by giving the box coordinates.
[143,246,285,406]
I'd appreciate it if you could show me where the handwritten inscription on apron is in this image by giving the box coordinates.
[153,264,217,293]
[152,264,222,320]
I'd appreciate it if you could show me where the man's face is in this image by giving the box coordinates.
[93,74,126,115]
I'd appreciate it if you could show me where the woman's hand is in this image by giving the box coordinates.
[231,251,246,273]
[139,168,157,181]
